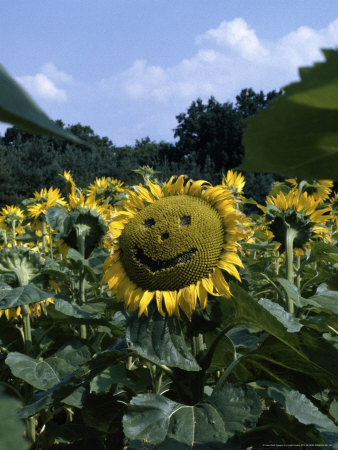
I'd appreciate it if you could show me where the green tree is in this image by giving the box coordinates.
[174,96,244,169]
[235,87,281,118]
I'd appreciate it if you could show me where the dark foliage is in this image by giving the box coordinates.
[0,88,282,206]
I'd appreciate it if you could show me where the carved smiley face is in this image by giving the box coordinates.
[119,195,225,291]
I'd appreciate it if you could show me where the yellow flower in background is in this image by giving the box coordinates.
[56,193,109,258]
[86,176,126,209]
[27,187,67,220]
[286,178,333,202]
[222,170,246,197]
[103,175,245,319]
[260,190,331,250]
[0,205,25,235]
[59,170,76,196]
[0,298,54,321]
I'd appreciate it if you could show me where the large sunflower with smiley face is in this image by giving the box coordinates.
[103,175,245,319]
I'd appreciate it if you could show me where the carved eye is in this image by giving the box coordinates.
[180,215,191,226]
[144,218,155,228]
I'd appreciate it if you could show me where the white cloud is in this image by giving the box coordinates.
[196,18,268,61]
[102,18,338,106]
[16,73,67,102]
[41,62,74,84]
[15,63,75,103]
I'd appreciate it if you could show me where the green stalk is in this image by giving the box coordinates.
[22,304,36,443]
[41,217,47,254]
[296,255,301,290]
[49,227,54,260]
[22,304,32,355]
[192,333,204,357]
[11,220,16,247]
[285,227,297,314]
[77,232,87,340]
[275,251,280,275]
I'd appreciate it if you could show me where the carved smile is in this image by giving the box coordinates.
[134,247,197,272]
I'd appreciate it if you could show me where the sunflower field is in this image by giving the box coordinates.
[0,52,338,449]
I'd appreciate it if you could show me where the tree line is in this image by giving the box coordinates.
[0,88,282,206]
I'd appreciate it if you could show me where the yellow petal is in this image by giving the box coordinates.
[138,290,155,316]
[211,268,231,297]
[163,291,178,316]
[155,291,165,317]
[196,281,208,310]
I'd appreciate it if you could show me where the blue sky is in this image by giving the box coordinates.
[1,0,338,145]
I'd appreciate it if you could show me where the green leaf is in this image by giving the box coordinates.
[240,49,338,179]
[309,242,338,264]
[0,387,29,450]
[82,392,125,433]
[45,207,67,230]
[44,422,103,444]
[329,399,338,421]
[0,64,87,145]
[17,349,126,418]
[305,284,338,314]
[218,284,338,388]
[126,305,200,371]
[0,247,44,287]
[244,403,327,448]
[0,284,53,309]
[258,298,302,332]
[6,351,76,390]
[223,283,302,351]
[204,332,236,370]
[277,278,305,308]
[123,384,261,447]
[301,314,338,333]
[54,296,101,320]
[264,383,338,432]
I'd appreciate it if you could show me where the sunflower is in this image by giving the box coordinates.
[285,178,333,203]
[59,170,76,196]
[86,177,125,208]
[56,194,108,258]
[0,205,25,235]
[259,189,331,250]
[222,170,246,198]
[26,187,67,220]
[0,298,54,321]
[103,175,245,319]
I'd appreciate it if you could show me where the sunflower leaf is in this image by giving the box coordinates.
[0,284,52,309]
[0,64,88,145]
[258,298,303,332]
[261,382,338,433]
[240,49,338,179]
[0,387,29,450]
[17,348,126,418]
[123,384,261,447]
[6,352,78,390]
[126,305,201,371]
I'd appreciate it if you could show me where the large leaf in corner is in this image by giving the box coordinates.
[0,64,87,145]
[241,49,338,180]
[123,384,261,447]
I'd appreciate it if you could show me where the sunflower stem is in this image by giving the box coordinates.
[192,333,204,357]
[41,217,47,254]
[275,251,280,275]
[77,232,87,340]
[49,227,54,260]
[296,255,301,290]
[285,227,297,314]
[22,304,36,443]
[11,220,16,246]
[22,304,33,355]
